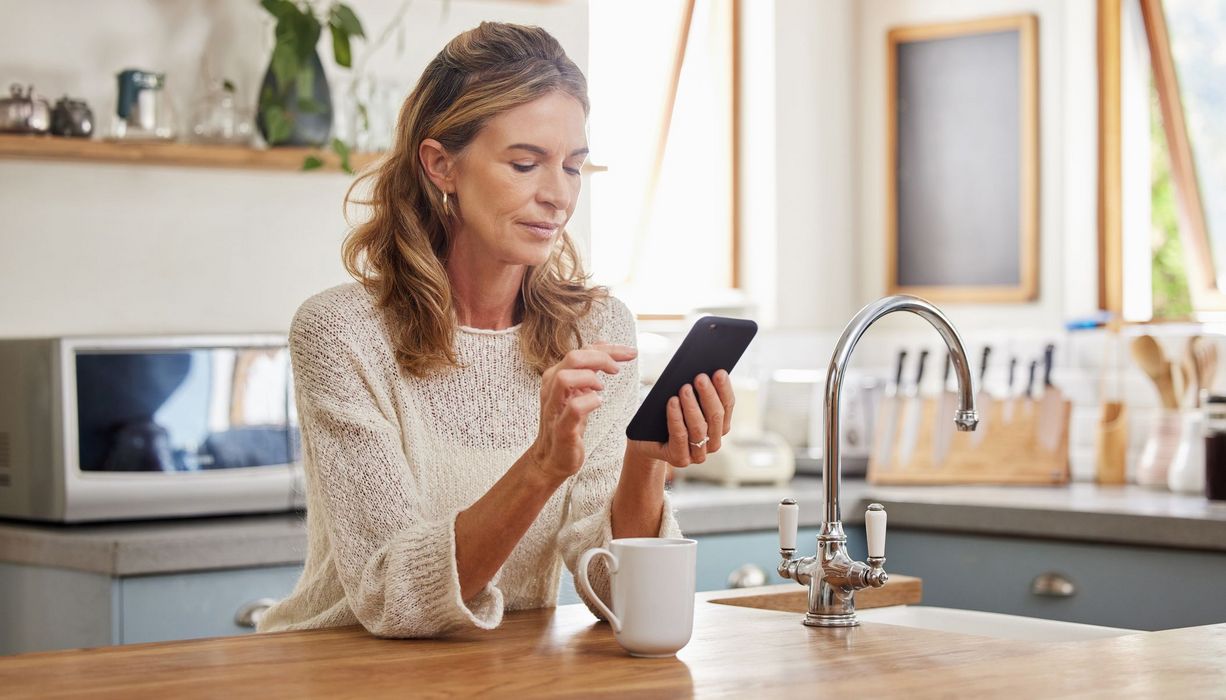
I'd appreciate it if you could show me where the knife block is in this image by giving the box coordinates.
[867,395,1071,485]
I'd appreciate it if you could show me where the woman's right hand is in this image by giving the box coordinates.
[529,343,637,482]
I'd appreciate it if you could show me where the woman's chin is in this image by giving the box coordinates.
[512,242,556,267]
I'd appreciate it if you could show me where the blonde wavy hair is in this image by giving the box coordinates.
[342,22,606,377]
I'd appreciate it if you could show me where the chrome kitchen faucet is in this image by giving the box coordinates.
[776,295,979,627]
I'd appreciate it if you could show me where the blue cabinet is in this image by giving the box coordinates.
[120,565,303,644]
[879,529,1226,631]
[0,562,303,654]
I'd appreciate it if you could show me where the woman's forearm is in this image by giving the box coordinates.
[612,445,668,539]
[454,452,566,601]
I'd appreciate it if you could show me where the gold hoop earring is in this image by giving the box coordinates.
[442,191,449,210]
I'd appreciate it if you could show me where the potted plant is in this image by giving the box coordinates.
[256,0,364,152]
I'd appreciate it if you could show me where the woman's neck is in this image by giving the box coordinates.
[446,242,526,330]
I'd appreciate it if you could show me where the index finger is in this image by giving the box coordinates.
[587,343,638,363]
[560,346,631,374]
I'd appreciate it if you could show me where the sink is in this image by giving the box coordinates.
[856,605,1143,642]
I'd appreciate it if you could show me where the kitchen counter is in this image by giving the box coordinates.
[3,478,1226,575]
[2,586,1222,698]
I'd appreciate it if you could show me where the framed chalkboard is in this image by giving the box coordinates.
[886,15,1039,302]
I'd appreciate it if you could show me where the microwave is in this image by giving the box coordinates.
[0,335,304,522]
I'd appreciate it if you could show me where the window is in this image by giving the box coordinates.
[586,0,739,318]
[1100,0,1226,320]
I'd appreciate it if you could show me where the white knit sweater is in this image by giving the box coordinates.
[257,283,682,638]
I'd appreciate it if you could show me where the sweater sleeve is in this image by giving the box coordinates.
[555,298,684,621]
[290,303,504,638]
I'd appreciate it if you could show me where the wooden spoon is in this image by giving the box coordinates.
[1187,337,1204,405]
[1205,342,1219,395]
[1171,360,1189,408]
[1131,336,1177,408]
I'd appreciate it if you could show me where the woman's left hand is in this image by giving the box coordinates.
[626,370,736,468]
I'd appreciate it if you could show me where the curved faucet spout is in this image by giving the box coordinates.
[822,295,978,525]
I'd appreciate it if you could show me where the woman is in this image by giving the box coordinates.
[258,22,736,638]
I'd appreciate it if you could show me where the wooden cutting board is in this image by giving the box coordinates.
[701,574,922,613]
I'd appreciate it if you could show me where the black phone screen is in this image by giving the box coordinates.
[625,316,758,443]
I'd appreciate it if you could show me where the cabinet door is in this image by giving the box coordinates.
[120,565,303,644]
[694,528,832,591]
[0,562,117,655]
[880,529,1226,631]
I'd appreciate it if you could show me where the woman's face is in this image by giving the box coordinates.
[446,91,588,267]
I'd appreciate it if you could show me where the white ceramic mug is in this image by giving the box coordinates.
[576,537,697,658]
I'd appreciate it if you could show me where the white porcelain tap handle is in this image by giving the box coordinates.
[866,503,887,558]
[779,499,798,551]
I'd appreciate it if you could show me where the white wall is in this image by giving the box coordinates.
[739,0,859,331]
[0,0,588,337]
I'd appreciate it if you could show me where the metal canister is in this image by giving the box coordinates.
[0,84,51,134]
[50,96,94,137]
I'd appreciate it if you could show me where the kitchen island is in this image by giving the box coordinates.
[1,584,1222,698]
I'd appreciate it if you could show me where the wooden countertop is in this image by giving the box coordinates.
[2,577,1223,698]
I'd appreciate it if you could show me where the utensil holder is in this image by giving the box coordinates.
[1167,409,1206,494]
[867,396,1070,485]
[1095,400,1128,485]
[1136,409,1182,488]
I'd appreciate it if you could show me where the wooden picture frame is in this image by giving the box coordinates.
[886,14,1040,303]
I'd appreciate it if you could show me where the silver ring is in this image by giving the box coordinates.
[689,436,710,449]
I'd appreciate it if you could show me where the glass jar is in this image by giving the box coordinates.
[188,80,253,146]
[1204,396,1226,501]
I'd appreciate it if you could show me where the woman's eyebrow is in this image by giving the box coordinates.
[506,143,590,158]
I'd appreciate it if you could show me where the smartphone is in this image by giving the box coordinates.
[625,316,758,443]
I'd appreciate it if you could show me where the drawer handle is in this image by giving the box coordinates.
[235,598,280,629]
[727,564,768,589]
[1030,572,1077,598]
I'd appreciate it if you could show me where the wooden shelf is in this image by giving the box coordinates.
[0,134,382,173]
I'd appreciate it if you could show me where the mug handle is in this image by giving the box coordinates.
[576,547,622,633]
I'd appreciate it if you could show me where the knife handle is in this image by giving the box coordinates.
[979,346,992,384]
[915,349,930,391]
[1027,359,1038,398]
[1007,357,1018,394]
[894,350,908,390]
[1043,344,1055,388]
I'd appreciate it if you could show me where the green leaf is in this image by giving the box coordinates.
[302,155,324,171]
[356,102,369,131]
[258,85,278,112]
[330,4,365,39]
[330,24,352,68]
[331,137,353,174]
[271,41,299,90]
[263,105,294,145]
[295,66,314,101]
[222,79,236,93]
[261,0,296,20]
[295,11,322,62]
[296,97,323,114]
